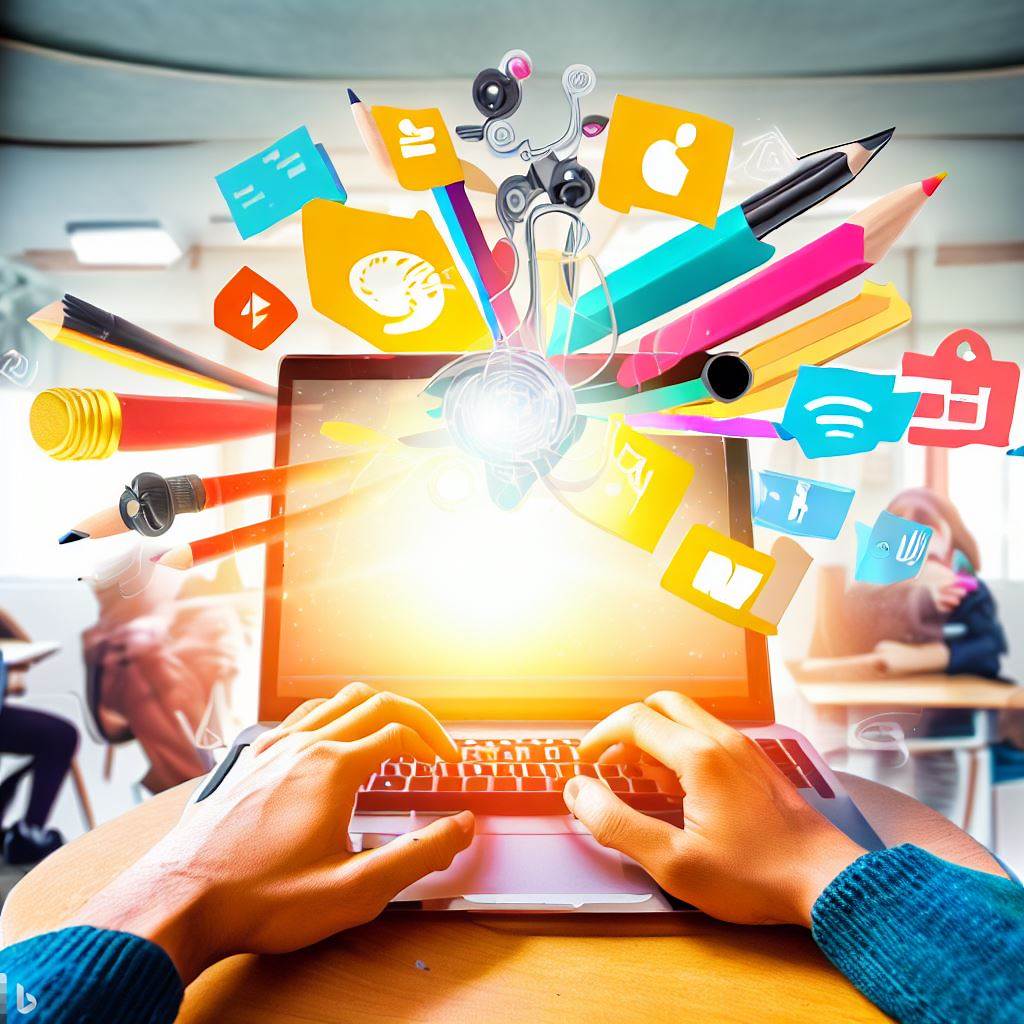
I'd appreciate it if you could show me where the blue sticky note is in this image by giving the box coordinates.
[854,511,932,585]
[780,366,919,459]
[1008,444,1024,457]
[216,126,346,239]
[752,471,854,540]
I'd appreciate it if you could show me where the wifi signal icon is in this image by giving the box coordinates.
[803,395,874,440]
[780,366,921,459]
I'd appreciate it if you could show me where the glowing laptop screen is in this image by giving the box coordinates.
[265,371,765,721]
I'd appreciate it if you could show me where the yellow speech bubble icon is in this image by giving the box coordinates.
[599,95,733,228]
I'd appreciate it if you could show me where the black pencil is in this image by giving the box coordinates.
[741,126,895,239]
[44,294,277,401]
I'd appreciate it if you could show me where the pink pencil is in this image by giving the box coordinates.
[618,174,946,388]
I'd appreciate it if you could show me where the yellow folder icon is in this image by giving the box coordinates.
[557,420,694,552]
[661,525,811,635]
[302,200,491,353]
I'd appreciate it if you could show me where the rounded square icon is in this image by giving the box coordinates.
[372,107,463,192]
[214,266,297,350]
[598,95,733,228]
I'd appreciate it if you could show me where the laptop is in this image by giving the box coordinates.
[195,353,882,912]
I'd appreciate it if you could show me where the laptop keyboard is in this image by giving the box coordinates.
[754,738,835,799]
[355,735,837,815]
[356,738,682,815]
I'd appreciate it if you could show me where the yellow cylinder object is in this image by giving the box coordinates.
[29,387,123,460]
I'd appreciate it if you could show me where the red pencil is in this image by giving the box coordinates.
[155,470,406,570]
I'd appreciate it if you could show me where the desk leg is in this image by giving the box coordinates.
[961,711,997,850]
[68,759,96,832]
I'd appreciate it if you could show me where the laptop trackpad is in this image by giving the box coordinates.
[364,832,659,903]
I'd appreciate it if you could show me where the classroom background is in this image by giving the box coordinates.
[0,0,1022,881]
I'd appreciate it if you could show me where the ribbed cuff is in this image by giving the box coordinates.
[1,926,183,1024]
[812,844,1024,1024]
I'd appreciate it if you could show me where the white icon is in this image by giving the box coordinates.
[895,529,929,567]
[398,118,437,159]
[691,551,764,610]
[788,481,810,524]
[602,422,653,514]
[803,394,873,440]
[241,293,271,329]
[736,126,798,185]
[0,973,38,1016]
[903,375,991,433]
[0,349,37,388]
[232,147,309,209]
[16,985,36,1016]
[613,443,653,514]
[641,123,698,197]
[849,712,916,769]
[349,250,452,335]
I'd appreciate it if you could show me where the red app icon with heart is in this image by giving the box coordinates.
[901,329,1019,448]
[214,266,297,350]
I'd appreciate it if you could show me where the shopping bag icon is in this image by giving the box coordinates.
[901,329,1019,448]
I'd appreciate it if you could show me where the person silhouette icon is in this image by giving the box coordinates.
[642,122,699,197]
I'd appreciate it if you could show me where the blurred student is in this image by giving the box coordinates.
[0,608,79,865]
[0,688,1020,1024]
[843,487,1006,679]
[81,550,249,793]
[840,488,1014,813]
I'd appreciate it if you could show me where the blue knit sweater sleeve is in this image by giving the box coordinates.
[812,844,1024,1024]
[0,926,182,1023]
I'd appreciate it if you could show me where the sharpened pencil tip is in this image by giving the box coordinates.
[922,172,947,196]
[347,88,360,105]
[59,530,88,545]
[860,126,895,151]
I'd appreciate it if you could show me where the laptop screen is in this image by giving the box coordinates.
[260,356,772,723]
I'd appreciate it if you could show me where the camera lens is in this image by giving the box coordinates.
[472,69,520,118]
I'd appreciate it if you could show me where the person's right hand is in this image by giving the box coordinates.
[563,692,866,927]
[919,560,967,614]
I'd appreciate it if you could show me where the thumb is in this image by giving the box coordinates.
[564,776,681,874]
[353,810,475,899]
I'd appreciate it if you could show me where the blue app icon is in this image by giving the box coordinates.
[854,510,933,585]
[216,126,346,239]
[780,366,919,459]
[752,470,854,540]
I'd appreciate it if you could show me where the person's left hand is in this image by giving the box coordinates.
[69,684,471,983]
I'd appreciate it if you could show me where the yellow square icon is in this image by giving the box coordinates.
[560,420,693,552]
[598,95,733,227]
[302,200,491,353]
[661,524,776,631]
[373,107,464,191]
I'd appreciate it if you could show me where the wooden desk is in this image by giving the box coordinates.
[1,773,1004,1023]
[797,675,1024,711]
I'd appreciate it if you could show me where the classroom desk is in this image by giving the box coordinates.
[1,772,1004,1024]
[794,674,1023,850]
[797,675,1024,711]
